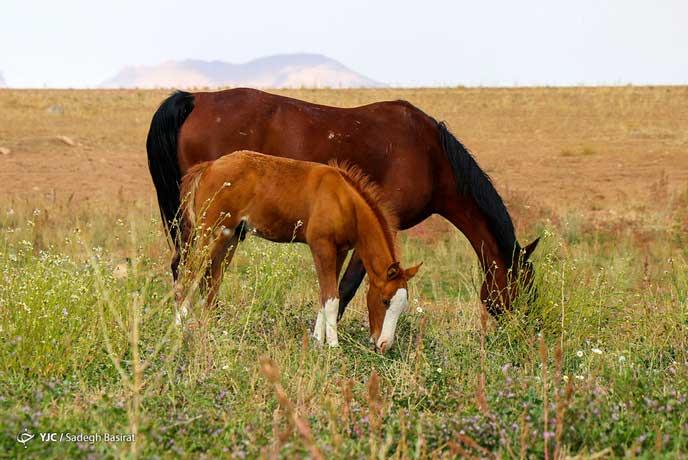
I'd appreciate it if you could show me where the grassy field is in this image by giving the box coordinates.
[0,87,687,458]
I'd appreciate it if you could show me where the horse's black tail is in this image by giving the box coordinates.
[146,91,195,248]
[436,121,519,265]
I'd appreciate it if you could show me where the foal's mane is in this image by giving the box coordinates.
[329,161,399,259]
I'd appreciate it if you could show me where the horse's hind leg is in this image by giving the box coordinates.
[173,219,195,324]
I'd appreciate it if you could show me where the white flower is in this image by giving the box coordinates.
[416,306,424,314]
[576,350,584,358]
[618,355,626,362]
[591,348,603,355]
[436,368,442,373]
[575,375,585,380]
[222,365,229,370]
[563,375,569,382]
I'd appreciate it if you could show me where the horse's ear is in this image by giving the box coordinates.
[404,262,423,280]
[387,262,401,280]
[523,237,540,260]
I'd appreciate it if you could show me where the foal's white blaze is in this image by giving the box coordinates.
[324,298,339,347]
[313,310,325,345]
[376,288,408,352]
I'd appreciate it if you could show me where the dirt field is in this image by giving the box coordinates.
[2,86,687,220]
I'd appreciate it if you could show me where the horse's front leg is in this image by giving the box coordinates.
[310,241,341,347]
[337,250,366,320]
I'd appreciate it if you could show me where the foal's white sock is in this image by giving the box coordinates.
[313,310,325,345]
[175,299,191,326]
[324,298,339,347]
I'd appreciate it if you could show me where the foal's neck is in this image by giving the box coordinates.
[352,200,396,282]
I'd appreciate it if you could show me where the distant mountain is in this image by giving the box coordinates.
[101,54,384,89]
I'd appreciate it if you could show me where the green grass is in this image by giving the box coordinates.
[0,195,687,459]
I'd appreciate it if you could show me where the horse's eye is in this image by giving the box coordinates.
[383,299,391,307]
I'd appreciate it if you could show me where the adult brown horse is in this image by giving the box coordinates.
[147,88,538,318]
[177,151,421,351]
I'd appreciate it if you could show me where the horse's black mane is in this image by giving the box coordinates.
[436,120,520,265]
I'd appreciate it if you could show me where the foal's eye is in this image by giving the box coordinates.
[383,299,391,307]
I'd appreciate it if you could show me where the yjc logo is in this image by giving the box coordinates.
[16,429,35,448]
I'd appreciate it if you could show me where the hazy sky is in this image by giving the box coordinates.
[2,0,687,87]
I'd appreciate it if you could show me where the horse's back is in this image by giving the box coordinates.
[178,89,443,227]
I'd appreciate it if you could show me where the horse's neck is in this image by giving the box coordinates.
[352,200,395,281]
[448,198,511,284]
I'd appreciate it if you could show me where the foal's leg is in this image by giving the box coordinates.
[206,229,240,308]
[337,250,366,320]
[174,221,194,324]
[310,241,341,347]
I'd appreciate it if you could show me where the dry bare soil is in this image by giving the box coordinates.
[1,86,687,219]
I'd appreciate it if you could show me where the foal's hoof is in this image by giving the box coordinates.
[376,340,390,354]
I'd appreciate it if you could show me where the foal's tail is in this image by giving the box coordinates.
[179,162,209,230]
[146,90,195,248]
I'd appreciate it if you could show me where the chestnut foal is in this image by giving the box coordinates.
[178,151,421,352]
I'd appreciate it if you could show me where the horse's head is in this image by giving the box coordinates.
[481,237,539,316]
[367,261,422,352]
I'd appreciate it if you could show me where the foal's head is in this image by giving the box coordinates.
[367,261,422,353]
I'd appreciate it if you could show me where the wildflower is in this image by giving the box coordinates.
[618,355,626,363]
[222,365,229,370]
[563,375,569,382]
[436,368,442,374]
[575,375,584,380]
[591,348,602,355]
[62,308,68,317]
[576,350,584,358]
[416,306,423,314]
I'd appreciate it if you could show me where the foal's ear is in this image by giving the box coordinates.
[523,237,540,260]
[404,262,423,280]
[386,262,401,280]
